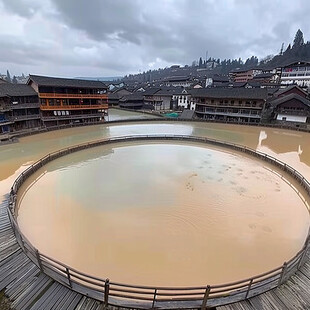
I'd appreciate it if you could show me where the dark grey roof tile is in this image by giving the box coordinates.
[28,75,107,89]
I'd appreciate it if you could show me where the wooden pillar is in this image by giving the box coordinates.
[104,279,110,308]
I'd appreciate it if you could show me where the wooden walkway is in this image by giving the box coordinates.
[218,252,310,310]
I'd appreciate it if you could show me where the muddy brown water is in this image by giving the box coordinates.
[0,109,309,287]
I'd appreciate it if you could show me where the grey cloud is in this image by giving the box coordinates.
[1,0,40,17]
[1,0,310,76]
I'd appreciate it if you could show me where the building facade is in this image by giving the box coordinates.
[230,68,262,83]
[164,76,192,87]
[192,88,267,123]
[172,88,191,109]
[28,75,108,127]
[280,61,310,87]
[270,85,310,125]
[0,84,40,134]
[271,94,310,124]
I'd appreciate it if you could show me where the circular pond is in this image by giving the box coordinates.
[17,141,310,286]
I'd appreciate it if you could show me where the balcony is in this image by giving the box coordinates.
[0,119,14,126]
[40,104,108,111]
[1,102,40,111]
[41,113,103,121]
[10,114,41,121]
[195,110,261,119]
[39,93,108,99]
[277,109,310,116]
[196,102,263,109]
[11,102,40,109]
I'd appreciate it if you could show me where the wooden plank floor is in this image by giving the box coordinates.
[1,193,310,309]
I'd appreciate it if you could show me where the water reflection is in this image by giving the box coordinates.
[0,109,309,182]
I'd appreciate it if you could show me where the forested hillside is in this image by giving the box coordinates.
[123,30,310,83]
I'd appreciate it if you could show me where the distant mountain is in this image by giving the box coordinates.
[75,76,122,81]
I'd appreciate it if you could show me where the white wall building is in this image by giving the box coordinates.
[172,89,191,109]
[281,62,310,88]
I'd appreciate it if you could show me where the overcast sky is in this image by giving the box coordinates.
[0,0,309,78]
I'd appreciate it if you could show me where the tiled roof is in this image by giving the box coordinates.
[0,84,38,97]
[0,78,8,84]
[119,93,144,102]
[212,75,229,82]
[253,73,274,79]
[164,76,190,82]
[28,75,107,89]
[270,93,310,108]
[142,87,161,96]
[190,87,268,100]
[274,85,307,97]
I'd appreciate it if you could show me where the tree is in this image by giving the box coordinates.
[260,54,274,65]
[284,44,291,54]
[12,76,18,84]
[6,70,11,83]
[293,29,304,48]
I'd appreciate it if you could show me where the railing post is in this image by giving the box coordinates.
[36,249,43,273]
[104,278,110,309]
[201,285,211,310]
[298,238,309,269]
[152,288,157,309]
[66,267,72,288]
[245,279,253,299]
[278,262,288,286]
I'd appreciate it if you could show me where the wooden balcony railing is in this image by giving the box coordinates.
[39,93,108,99]
[42,113,104,121]
[9,114,41,121]
[40,104,108,111]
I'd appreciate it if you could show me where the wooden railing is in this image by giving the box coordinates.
[39,93,108,99]
[8,135,310,309]
[40,104,108,111]
[41,113,104,122]
[9,114,41,121]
